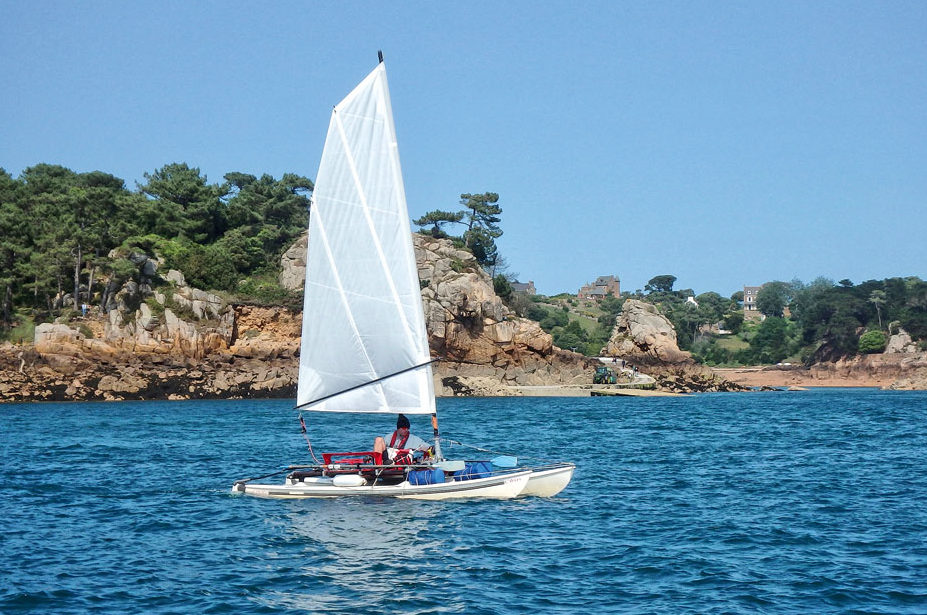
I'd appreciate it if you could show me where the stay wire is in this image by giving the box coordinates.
[298,413,322,464]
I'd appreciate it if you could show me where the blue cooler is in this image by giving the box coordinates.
[408,468,445,485]
[453,462,493,481]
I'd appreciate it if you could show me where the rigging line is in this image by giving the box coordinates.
[298,413,321,464]
[294,358,438,410]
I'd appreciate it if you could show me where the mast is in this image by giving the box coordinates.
[432,413,443,460]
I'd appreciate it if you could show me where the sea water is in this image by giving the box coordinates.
[2,389,926,614]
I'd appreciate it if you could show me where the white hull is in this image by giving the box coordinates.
[521,463,575,497]
[234,470,531,500]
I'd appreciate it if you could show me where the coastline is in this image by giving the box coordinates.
[507,385,685,397]
[711,366,894,389]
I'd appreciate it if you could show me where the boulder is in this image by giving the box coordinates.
[34,323,85,356]
[886,328,918,354]
[601,299,692,365]
[279,232,308,291]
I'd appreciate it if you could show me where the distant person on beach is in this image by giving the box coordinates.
[374,414,430,464]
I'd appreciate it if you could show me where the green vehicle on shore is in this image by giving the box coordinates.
[593,366,617,384]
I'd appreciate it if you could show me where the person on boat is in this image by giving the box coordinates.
[374,414,430,464]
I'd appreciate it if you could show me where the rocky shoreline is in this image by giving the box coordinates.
[3,341,924,404]
[714,353,927,390]
[2,234,924,403]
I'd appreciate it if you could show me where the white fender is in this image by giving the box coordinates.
[332,474,367,487]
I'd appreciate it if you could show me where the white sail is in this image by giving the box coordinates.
[297,62,435,415]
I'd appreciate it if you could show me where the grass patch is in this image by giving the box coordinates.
[1,315,35,344]
[714,336,749,352]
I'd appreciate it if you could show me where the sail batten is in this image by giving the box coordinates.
[297,62,435,415]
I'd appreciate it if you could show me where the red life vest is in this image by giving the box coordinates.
[389,430,410,449]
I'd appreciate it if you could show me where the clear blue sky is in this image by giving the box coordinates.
[3,1,925,297]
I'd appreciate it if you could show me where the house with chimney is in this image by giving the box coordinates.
[578,275,620,301]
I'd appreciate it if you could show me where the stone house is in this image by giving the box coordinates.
[511,280,536,295]
[578,275,620,301]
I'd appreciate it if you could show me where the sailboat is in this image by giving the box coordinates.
[232,56,574,500]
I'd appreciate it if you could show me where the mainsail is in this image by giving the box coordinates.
[296,62,435,414]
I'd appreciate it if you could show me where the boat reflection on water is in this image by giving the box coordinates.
[253,500,451,612]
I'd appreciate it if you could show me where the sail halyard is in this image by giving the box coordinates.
[297,61,435,415]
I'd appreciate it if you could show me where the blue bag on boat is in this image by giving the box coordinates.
[453,462,493,481]
[408,468,444,485]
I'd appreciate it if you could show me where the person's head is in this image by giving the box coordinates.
[396,414,410,432]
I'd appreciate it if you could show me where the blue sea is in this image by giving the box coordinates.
[3,389,927,614]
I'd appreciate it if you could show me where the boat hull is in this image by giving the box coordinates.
[521,463,575,497]
[234,470,531,500]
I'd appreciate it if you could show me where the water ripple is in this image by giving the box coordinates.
[3,391,927,613]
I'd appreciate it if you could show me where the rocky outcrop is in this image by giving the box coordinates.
[601,299,692,365]
[39,268,236,361]
[716,351,927,390]
[598,299,753,392]
[275,232,594,392]
[811,352,927,389]
[652,368,750,393]
[0,346,296,402]
[887,367,927,390]
[886,328,918,354]
[279,233,308,291]
[229,305,301,359]
[1,233,595,402]
[413,235,593,391]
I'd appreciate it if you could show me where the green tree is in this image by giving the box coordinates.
[695,292,727,325]
[413,210,463,238]
[140,163,228,242]
[493,275,513,303]
[459,192,502,248]
[749,316,791,363]
[597,294,623,328]
[223,172,312,258]
[18,165,126,309]
[0,169,27,325]
[869,290,886,331]
[723,311,744,334]
[467,226,499,270]
[645,275,676,294]
[756,281,790,317]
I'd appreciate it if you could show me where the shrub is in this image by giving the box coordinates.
[493,275,513,302]
[526,304,548,322]
[235,274,300,307]
[858,330,887,354]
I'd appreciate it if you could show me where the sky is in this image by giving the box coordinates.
[2,1,926,297]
